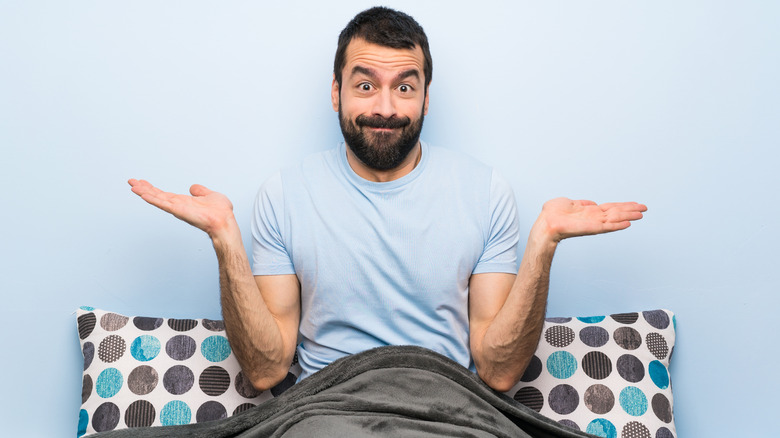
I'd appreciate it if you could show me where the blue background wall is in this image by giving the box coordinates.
[2,1,778,436]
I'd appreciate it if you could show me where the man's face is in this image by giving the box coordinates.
[332,38,430,171]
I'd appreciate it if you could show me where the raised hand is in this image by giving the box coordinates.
[128,179,236,237]
[538,197,647,242]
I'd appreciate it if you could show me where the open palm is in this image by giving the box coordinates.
[128,179,234,236]
[541,198,647,242]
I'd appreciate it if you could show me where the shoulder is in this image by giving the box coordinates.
[424,143,498,188]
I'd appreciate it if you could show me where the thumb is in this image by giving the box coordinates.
[190,184,211,197]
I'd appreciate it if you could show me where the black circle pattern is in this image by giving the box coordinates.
[233,403,256,416]
[610,312,639,324]
[581,351,612,380]
[520,356,543,382]
[125,400,156,428]
[78,313,96,339]
[514,386,544,412]
[168,318,199,332]
[622,421,651,438]
[98,335,126,363]
[545,325,575,348]
[645,333,669,360]
[200,366,231,396]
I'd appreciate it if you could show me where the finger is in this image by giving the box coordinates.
[576,200,598,206]
[602,221,631,232]
[608,210,644,222]
[600,202,647,212]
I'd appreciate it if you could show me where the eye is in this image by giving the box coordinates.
[360,83,372,91]
[399,85,409,93]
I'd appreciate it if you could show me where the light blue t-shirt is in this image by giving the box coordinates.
[251,141,519,380]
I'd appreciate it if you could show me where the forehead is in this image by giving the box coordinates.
[342,38,425,79]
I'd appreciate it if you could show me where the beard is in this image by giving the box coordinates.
[339,102,425,171]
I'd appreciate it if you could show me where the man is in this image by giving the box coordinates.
[129,7,646,393]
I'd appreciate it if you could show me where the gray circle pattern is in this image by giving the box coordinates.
[584,384,614,415]
[163,365,195,395]
[196,401,228,423]
[616,354,645,383]
[614,327,642,350]
[166,335,197,361]
[100,313,129,331]
[580,326,609,348]
[128,365,158,396]
[548,384,578,415]
[92,402,120,432]
[651,394,673,423]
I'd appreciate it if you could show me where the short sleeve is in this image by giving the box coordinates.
[250,172,296,275]
[472,170,520,274]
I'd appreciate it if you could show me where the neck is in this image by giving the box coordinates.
[345,142,422,183]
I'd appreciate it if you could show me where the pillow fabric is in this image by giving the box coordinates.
[506,309,676,438]
[75,307,301,437]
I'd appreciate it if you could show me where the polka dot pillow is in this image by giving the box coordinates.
[507,309,676,438]
[75,307,300,437]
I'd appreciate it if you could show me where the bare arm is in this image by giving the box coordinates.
[469,198,647,392]
[128,179,300,391]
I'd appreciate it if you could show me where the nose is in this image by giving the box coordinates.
[371,89,396,119]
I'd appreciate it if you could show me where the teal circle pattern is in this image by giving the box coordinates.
[77,409,88,437]
[96,368,123,398]
[619,386,648,416]
[131,335,161,362]
[649,360,669,389]
[577,315,606,324]
[201,335,231,362]
[585,418,617,438]
[160,400,192,426]
[546,351,578,379]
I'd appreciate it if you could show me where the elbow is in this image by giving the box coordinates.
[480,374,518,393]
[248,366,290,393]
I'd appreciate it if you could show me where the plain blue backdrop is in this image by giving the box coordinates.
[1,1,778,436]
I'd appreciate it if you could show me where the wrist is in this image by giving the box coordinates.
[209,215,243,249]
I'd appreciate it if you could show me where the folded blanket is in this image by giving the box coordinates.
[90,345,595,437]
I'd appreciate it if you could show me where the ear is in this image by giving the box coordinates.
[331,75,340,112]
[423,83,431,115]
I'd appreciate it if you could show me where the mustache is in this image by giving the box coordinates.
[355,114,411,129]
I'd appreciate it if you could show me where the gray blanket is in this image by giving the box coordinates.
[93,346,596,437]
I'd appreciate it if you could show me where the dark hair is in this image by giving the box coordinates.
[334,7,432,90]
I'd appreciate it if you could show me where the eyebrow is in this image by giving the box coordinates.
[351,65,421,83]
